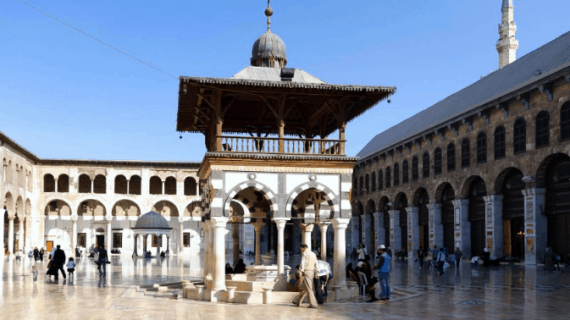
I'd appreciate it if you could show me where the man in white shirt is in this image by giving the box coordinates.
[316,255,332,303]
[293,244,318,308]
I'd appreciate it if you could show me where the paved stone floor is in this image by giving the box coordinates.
[2,254,570,319]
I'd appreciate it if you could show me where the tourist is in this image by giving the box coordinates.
[234,259,246,274]
[33,247,40,261]
[417,247,425,269]
[39,248,44,261]
[31,265,38,281]
[67,257,76,280]
[372,245,391,301]
[46,258,58,279]
[430,245,438,269]
[436,248,446,275]
[225,263,234,274]
[50,246,56,260]
[98,245,109,278]
[367,278,381,302]
[292,244,318,308]
[454,247,463,269]
[346,263,358,283]
[357,244,368,262]
[316,254,332,303]
[351,247,358,262]
[16,249,22,261]
[53,245,67,280]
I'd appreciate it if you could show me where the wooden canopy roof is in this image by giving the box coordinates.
[177,76,396,137]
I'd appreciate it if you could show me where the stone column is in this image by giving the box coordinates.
[331,218,349,289]
[106,218,112,251]
[211,216,228,293]
[179,219,184,255]
[388,210,401,252]
[273,218,289,276]
[143,234,147,255]
[452,199,470,257]
[18,215,25,252]
[254,221,265,265]
[8,214,15,254]
[406,206,419,260]
[0,209,4,256]
[522,188,547,265]
[483,195,503,258]
[156,234,160,257]
[300,223,314,252]
[372,212,385,258]
[427,203,443,250]
[318,222,331,260]
[166,235,170,253]
[360,215,366,247]
[71,215,78,258]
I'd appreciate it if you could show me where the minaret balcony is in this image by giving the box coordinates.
[218,135,345,156]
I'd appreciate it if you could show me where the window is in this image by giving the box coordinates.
[93,175,106,194]
[43,174,55,192]
[165,176,177,195]
[561,103,570,141]
[371,172,376,191]
[513,118,526,154]
[393,163,399,186]
[494,126,506,160]
[476,132,487,164]
[183,232,191,247]
[402,160,409,183]
[359,176,364,192]
[447,143,456,172]
[434,148,442,175]
[385,167,391,188]
[77,233,86,247]
[365,174,370,193]
[57,174,69,193]
[115,175,128,194]
[184,177,197,195]
[378,170,383,190]
[422,152,430,178]
[461,139,470,168]
[412,157,419,181]
[113,233,122,248]
[152,235,161,247]
[129,175,142,195]
[78,174,91,193]
[535,111,550,148]
[150,176,162,195]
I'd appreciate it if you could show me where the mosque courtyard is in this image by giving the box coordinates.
[1,254,569,319]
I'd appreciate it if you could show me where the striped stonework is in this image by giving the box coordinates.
[286,181,340,219]
[223,181,278,217]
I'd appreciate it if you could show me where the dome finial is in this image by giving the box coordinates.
[265,0,273,32]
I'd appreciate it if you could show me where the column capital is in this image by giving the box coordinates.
[71,215,78,222]
[452,199,469,207]
[105,215,113,222]
[273,218,289,229]
[405,206,419,214]
[318,221,331,230]
[210,216,228,229]
[300,223,314,232]
[253,220,265,231]
[331,218,350,230]
[426,202,441,211]
[521,188,546,197]
[388,210,400,218]
[483,194,503,203]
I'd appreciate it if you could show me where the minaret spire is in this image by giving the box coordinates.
[265,0,273,32]
[496,0,519,69]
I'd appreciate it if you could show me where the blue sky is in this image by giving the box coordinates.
[1,0,568,162]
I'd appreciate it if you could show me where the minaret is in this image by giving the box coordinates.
[496,0,519,69]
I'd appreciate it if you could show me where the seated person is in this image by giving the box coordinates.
[234,259,247,274]
[225,263,234,274]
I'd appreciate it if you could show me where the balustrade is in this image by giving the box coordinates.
[219,136,344,155]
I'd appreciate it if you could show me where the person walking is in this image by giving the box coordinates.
[371,245,391,301]
[53,245,67,280]
[33,247,39,261]
[436,248,446,275]
[39,248,45,262]
[418,247,425,269]
[97,245,109,278]
[67,257,76,280]
[454,247,463,269]
[430,245,438,269]
[293,244,318,308]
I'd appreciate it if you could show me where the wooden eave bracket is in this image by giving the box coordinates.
[461,117,473,132]
[436,128,446,141]
[414,138,422,151]
[373,156,379,163]
[396,146,403,157]
[423,133,433,146]
[381,153,387,162]
[404,142,412,153]
[477,110,490,125]
[387,149,394,159]
[565,74,570,83]
[517,94,531,110]
[495,103,509,117]
[538,84,553,102]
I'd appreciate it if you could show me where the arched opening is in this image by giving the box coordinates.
[543,154,570,260]
[152,200,179,217]
[394,163,400,186]
[93,175,106,194]
[476,132,487,164]
[129,175,142,195]
[415,189,429,254]
[371,172,376,191]
[165,177,177,195]
[560,102,570,141]
[396,193,408,255]
[439,184,455,251]
[184,177,197,195]
[43,174,55,192]
[501,169,525,259]
[434,148,442,175]
[468,177,486,257]
[447,143,456,172]
[379,197,390,246]
[535,111,550,148]
[402,160,408,183]
[115,175,128,194]
[494,126,506,160]
[422,152,430,178]
[366,199,376,252]
[78,174,91,193]
[76,199,106,217]
[57,174,69,193]
[149,176,162,195]
[184,202,203,220]
[112,200,141,218]
[513,118,526,155]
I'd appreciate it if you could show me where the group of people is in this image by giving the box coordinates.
[43,244,110,281]
[225,259,247,274]
[418,246,463,275]
[292,244,333,308]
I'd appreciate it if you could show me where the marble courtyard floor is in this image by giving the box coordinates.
[1,254,570,319]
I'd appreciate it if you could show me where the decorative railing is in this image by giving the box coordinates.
[218,136,345,156]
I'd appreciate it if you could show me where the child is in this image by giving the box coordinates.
[67,257,76,279]
[32,265,38,281]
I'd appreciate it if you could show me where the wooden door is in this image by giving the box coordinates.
[46,241,53,252]
[504,219,512,257]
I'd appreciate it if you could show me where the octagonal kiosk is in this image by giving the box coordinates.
[132,211,172,258]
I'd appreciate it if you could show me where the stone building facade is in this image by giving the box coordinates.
[352,31,570,265]
[1,132,204,257]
